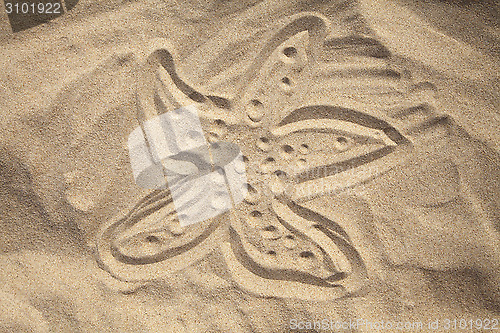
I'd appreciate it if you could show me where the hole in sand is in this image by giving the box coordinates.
[273,170,286,177]
[281,77,291,85]
[248,99,264,123]
[297,158,307,168]
[257,137,272,152]
[250,210,262,218]
[251,99,263,107]
[298,144,309,154]
[282,145,294,153]
[263,225,277,232]
[145,235,161,244]
[214,119,225,126]
[299,251,314,258]
[283,47,298,58]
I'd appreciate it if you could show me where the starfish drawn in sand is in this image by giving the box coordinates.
[96,12,458,301]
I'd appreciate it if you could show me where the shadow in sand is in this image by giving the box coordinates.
[0,146,85,254]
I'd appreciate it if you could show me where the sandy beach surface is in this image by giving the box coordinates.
[0,0,498,332]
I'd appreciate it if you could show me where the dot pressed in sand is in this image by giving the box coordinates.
[283,46,298,58]
[282,144,294,154]
[299,144,309,154]
[257,137,271,152]
[247,99,264,122]
[145,235,161,244]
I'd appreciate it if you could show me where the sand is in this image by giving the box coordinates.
[0,0,498,332]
